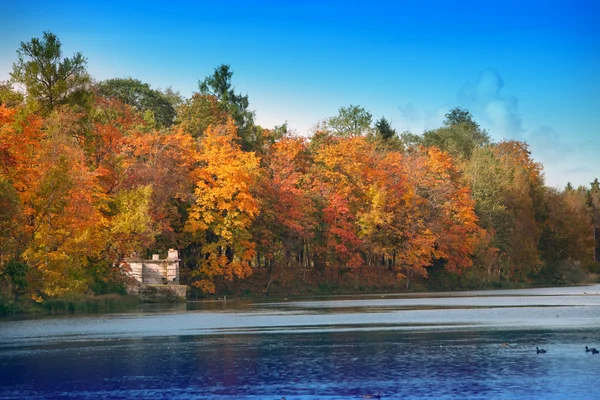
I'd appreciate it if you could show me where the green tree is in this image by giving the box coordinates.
[199,65,256,149]
[399,130,424,151]
[11,31,89,112]
[374,116,396,140]
[0,81,23,107]
[324,105,373,137]
[97,78,177,128]
[177,93,229,138]
[536,188,594,284]
[587,178,600,262]
[444,107,479,128]
[421,107,490,160]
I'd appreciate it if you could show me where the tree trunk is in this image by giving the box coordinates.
[313,252,326,275]
[265,259,275,296]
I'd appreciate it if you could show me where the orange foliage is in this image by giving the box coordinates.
[185,119,260,293]
[254,137,316,264]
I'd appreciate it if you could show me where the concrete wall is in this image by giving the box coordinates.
[142,261,179,284]
[140,284,187,302]
[123,249,180,285]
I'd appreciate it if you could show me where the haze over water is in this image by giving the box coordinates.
[1,285,600,399]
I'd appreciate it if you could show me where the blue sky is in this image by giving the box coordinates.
[1,0,598,188]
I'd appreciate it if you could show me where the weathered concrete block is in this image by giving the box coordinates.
[122,250,185,301]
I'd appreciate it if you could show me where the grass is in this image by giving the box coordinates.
[42,294,141,314]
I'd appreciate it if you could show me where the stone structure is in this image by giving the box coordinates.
[123,249,186,301]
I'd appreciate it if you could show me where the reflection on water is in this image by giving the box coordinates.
[1,285,600,399]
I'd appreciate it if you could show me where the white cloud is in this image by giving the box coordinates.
[396,102,446,133]
[397,102,421,122]
[528,126,572,162]
[393,68,591,187]
[459,68,524,140]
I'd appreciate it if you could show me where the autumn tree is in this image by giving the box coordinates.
[252,136,316,292]
[308,135,383,277]
[118,124,197,249]
[587,178,600,262]
[11,32,90,112]
[105,185,156,262]
[185,119,260,293]
[464,140,544,282]
[536,187,594,283]
[177,93,229,138]
[0,108,108,297]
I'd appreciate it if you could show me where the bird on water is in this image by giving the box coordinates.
[536,347,547,354]
[585,346,597,353]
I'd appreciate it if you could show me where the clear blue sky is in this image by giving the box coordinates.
[1,0,598,188]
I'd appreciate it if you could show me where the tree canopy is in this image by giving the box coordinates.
[1,33,597,306]
[324,105,373,137]
[10,31,89,112]
[97,78,178,128]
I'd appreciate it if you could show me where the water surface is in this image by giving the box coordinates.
[1,285,599,399]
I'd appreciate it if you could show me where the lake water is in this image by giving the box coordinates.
[1,285,600,399]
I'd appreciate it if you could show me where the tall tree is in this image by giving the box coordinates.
[310,136,376,273]
[11,32,89,112]
[493,140,545,281]
[587,178,600,262]
[185,119,260,293]
[198,65,255,150]
[421,107,490,160]
[444,107,479,128]
[324,105,373,137]
[253,137,316,290]
[375,116,396,141]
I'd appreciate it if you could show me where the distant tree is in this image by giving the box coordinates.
[444,107,478,128]
[539,188,593,265]
[161,87,184,110]
[199,65,256,150]
[564,182,574,192]
[375,116,396,140]
[399,131,424,151]
[0,81,23,107]
[97,78,177,128]
[325,105,373,137]
[421,107,490,159]
[11,31,89,112]
[587,178,600,262]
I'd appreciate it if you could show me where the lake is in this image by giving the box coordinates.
[1,285,600,399]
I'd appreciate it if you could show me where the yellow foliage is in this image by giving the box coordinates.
[186,119,260,293]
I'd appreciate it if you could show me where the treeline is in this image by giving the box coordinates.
[1,32,598,305]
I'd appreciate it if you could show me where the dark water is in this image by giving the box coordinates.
[1,286,600,399]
